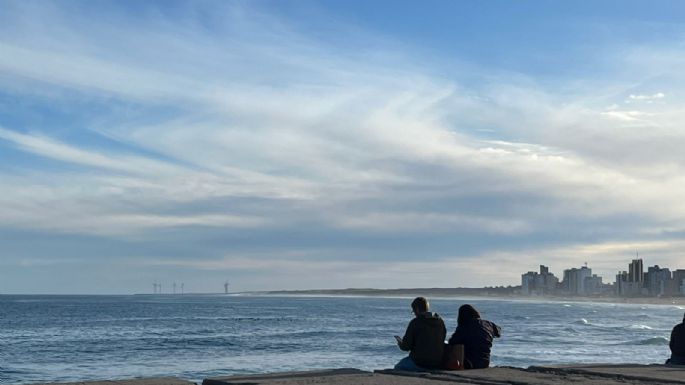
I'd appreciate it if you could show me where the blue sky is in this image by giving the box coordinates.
[2,1,685,294]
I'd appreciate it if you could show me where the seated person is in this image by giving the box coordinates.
[394,297,446,371]
[448,304,500,369]
[668,312,685,365]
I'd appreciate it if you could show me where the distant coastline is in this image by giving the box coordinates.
[253,287,685,306]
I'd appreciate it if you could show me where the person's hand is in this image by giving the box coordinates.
[394,335,402,346]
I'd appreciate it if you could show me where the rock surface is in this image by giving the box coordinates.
[23,364,685,385]
[205,364,685,385]
[27,378,195,385]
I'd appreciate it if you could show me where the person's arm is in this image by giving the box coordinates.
[399,320,415,351]
[448,326,464,345]
[441,319,447,339]
[493,322,501,338]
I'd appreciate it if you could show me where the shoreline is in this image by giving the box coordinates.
[4,291,684,307]
[250,288,685,307]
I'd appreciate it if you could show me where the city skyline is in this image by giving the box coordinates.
[522,257,685,298]
[3,1,685,294]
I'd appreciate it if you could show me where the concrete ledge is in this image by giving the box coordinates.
[27,377,195,385]
[23,364,685,385]
[202,369,371,385]
[529,364,685,384]
[205,365,685,385]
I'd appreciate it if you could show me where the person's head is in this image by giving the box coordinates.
[457,304,481,326]
[411,297,429,314]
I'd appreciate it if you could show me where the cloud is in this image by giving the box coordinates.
[628,92,665,101]
[600,110,651,122]
[3,2,685,292]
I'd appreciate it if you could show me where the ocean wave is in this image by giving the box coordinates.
[615,337,669,346]
[572,318,589,325]
[0,367,31,382]
[628,324,653,330]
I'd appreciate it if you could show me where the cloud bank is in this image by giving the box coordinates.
[2,1,685,293]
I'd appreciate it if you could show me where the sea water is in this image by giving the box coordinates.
[0,294,682,384]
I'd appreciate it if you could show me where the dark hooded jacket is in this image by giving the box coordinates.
[399,312,446,368]
[448,318,501,369]
[670,319,685,364]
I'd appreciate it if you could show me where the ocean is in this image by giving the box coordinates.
[0,294,682,384]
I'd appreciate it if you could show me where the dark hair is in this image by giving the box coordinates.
[457,304,481,326]
[411,297,429,313]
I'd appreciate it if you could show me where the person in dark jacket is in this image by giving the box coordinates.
[667,312,685,365]
[394,297,446,371]
[448,304,500,369]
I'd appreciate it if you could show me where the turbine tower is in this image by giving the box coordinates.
[224,281,229,294]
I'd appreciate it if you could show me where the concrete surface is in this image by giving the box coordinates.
[24,364,685,385]
[27,377,195,385]
[206,365,685,385]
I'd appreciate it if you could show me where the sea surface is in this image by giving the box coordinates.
[0,294,682,384]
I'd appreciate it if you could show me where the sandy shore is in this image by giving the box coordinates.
[26,364,685,385]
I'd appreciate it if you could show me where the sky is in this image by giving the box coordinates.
[2,0,685,294]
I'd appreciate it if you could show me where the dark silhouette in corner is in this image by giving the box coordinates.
[667,312,685,365]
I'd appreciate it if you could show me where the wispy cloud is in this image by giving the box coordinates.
[2,1,685,293]
[628,92,665,101]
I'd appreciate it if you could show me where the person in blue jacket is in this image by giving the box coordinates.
[447,304,501,369]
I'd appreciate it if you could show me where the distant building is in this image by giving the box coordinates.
[521,265,559,295]
[583,274,603,296]
[617,259,646,296]
[628,259,644,284]
[672,270,685,296]
[615,271,628,296]
[645,265,671,297]
[562,266,592,295]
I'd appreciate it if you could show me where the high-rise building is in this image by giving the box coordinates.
[521,265,559,295]
[563,266,592,295]
[646,265,671,297]
[615,271,628,296]
[521,271,537,295]
[584,275,603,296]
[672,270,685,296]
[617,259,646,296]
[628,259,644,284]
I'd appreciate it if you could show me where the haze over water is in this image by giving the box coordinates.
[1,295,681,384]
